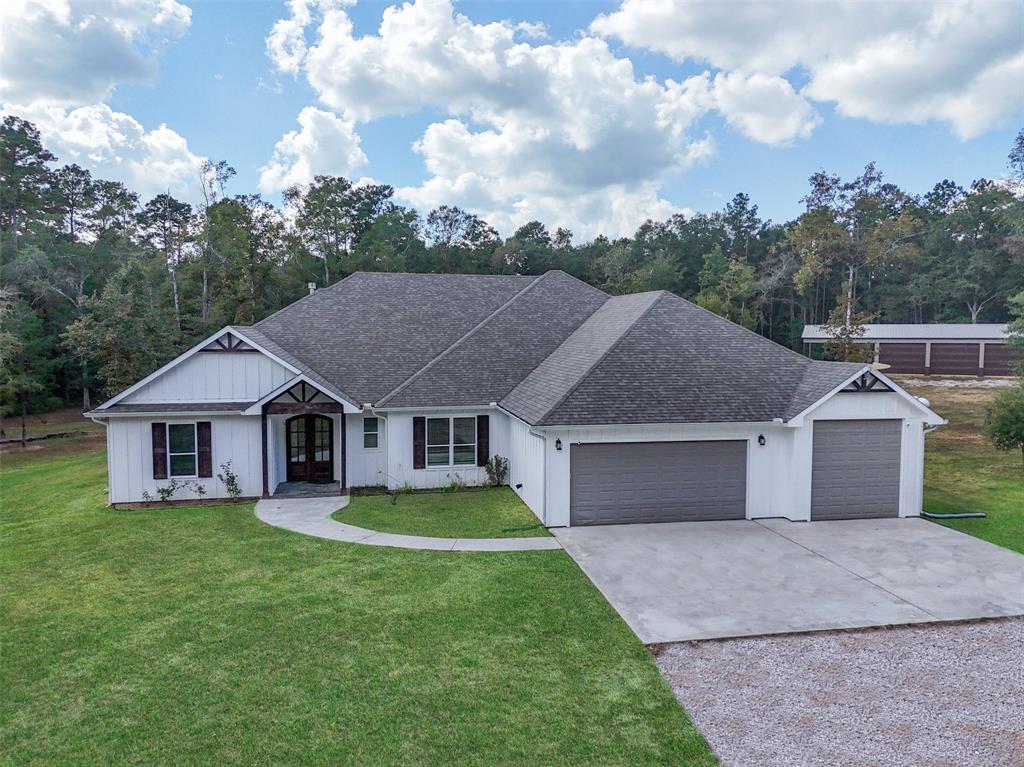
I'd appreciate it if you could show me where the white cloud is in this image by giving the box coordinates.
[259,106,367,192]
[0,0,204,202]
[3,102,205,201]
[267,0,731,237]
[593,0,1024,140]
[0,0,192,107]
[711,72,821,145]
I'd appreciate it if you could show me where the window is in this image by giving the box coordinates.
[453,417,476,465]
[167,423,197,477]
[363,417,379,449]
[426,416,476,467]
[426,417,450,466]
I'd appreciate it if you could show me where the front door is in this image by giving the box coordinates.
[286,414,334,482]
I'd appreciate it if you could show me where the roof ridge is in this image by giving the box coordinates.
[530,290,664,424]
[657,290,816,364]
[374,273,547,406]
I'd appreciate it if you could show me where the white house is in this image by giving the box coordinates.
[88,271,944,525]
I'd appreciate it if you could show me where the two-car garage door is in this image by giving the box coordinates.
[569,441,747,526]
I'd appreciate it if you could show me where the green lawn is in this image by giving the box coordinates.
[338,487,549,538]
[0,447,715,766]
[904,380,1024,554]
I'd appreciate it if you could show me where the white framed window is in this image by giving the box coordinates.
[363,417,379,449]
[167,423,197,477]
[426,416,476,467]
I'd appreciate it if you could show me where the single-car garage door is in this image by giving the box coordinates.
[570,441,747,525]
[811,420,901,520]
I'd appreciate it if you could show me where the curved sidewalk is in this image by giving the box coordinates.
[255,496,563,552]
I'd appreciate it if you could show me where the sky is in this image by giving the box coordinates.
[1,0,1022,239]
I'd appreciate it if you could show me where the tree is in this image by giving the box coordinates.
[698,244,728,293]
[0,116,55,257]
[820,285,874,363]
[985,380,1024,469]
[424,205,500,272]
[64,260,181,396]
[137,193,192,329]
[0,299,56,444]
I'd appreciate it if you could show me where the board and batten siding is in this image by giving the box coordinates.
[384,410,508,490]
[347,413,388,488]
[508,416,545,523]
[107,415,263,504]
[123,352,294,403]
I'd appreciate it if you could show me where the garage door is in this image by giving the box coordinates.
[811,420,901,520]
[982,343,1020,376]
[569,441,747,525]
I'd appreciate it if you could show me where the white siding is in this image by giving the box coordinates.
[347,413,388,488]
[106,415,263,503]
[123,352,293,403]
[384,410,509,490]
[508,416,545,523]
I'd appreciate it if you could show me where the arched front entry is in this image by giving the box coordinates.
[285,414,334,482]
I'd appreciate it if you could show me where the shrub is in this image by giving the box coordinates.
[986,379,1024,470]
[217,460,242,500]
[443,475,466,493]
[484,455,509,486]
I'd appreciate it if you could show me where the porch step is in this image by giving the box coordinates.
[273,481,343,498]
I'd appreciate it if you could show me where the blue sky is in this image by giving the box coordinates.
[3,0,1021,236]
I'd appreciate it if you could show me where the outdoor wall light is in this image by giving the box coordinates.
[555,438,563,451]
[757,434,766,446]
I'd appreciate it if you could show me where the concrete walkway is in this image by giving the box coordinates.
[255,496,562,552]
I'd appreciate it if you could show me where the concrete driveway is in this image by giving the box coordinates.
[554,518,1024,643]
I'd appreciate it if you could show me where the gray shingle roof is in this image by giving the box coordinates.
[167,271,872,427]
[378,271,608,408]
[500,291,662,423]
[250,272,538,405]
[523,292,866,426]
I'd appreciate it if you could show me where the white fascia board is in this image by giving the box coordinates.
[89,408,251,418]
[242,374,361,415]
[531,420,779,430]
[370,404,494,413]
[96,326,304,411]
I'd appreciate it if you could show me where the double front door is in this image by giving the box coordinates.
[286,414,334,482]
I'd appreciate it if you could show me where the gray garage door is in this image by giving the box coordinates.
[811,420,901,520]
[569,441,747,526]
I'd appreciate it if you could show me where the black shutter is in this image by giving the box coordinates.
[152,422,167,479]
[476,415,489,467]
[197,421,213,478]
[413,417,426,470]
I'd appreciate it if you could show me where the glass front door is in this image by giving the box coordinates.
[286,414,334,482]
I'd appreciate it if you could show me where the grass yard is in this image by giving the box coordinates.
[0,444,714,767]
[338,487,549,538]
[898,378,1024,554]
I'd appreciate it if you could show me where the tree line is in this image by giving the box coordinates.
[1,115,1022,427]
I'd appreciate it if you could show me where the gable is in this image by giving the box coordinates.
[121,351,294,404]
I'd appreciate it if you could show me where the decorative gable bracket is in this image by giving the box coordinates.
[841,371,894,393]
[199,331,256,353]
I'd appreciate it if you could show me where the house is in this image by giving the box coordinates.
[802,323,1019,376]
[87,271,945,525]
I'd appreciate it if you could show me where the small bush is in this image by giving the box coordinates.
[484,455,509,486]
[442,475,466,493]
[217,460,242,500]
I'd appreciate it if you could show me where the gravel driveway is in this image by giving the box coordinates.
[655,618,1024,767]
